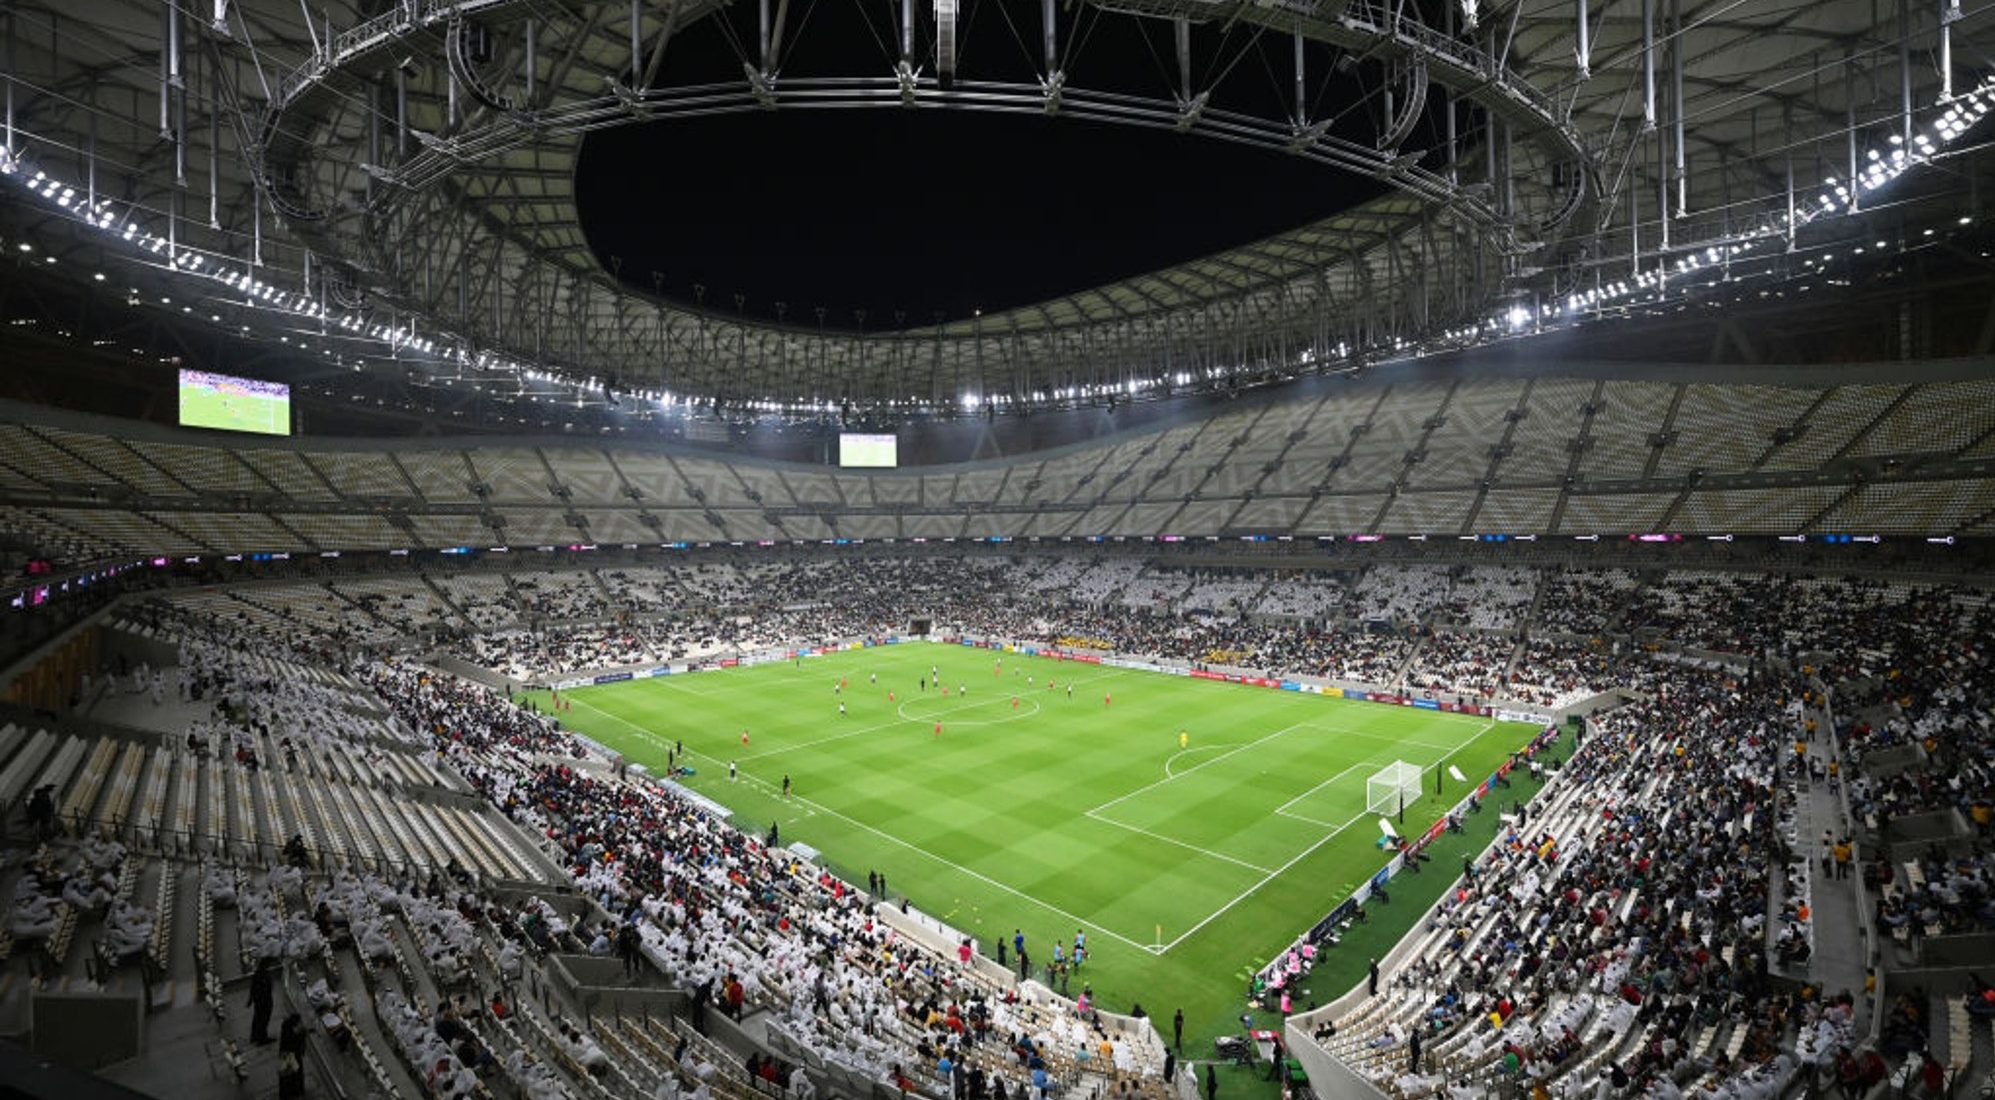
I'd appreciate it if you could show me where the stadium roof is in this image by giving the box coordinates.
[2,0,1993,416]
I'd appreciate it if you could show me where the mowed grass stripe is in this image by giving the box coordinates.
[552,649,1516,933]
[536,642,1538,1062]
[556,689,1175,952]
[1094,728,1385,838]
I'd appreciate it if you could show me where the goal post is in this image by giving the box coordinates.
[1366,760,1425,819]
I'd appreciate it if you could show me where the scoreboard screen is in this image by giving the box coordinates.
[179,369,292,436]
[838,433,898,468]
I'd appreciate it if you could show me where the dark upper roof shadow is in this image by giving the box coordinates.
[575,107,1383,332]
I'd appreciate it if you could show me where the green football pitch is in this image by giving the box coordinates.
[180,385,288,435]
[533,642,1544,1062]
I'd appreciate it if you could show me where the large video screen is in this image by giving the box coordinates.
[838,432,898,468]
[178,369,292,436]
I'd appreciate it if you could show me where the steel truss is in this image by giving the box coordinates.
[0,0,1990,413]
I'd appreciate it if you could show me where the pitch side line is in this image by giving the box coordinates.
[1434,721,1502,775]
[1320,727,1470,753]
[629,673,718,697]
[559,692,1159,952]
[639,655,1097,697]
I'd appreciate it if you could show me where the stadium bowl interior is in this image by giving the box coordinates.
[2,0,1995,1098]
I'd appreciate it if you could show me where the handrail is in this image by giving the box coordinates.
[280,960,354,1100]
[130,817,446,884]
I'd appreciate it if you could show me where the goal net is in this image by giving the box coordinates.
[1366,760,1425,816]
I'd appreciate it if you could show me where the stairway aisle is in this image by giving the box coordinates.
[1796,736,1871,1023]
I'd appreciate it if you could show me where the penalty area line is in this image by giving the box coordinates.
[1081,809,1274,874]
[1156,720,1510,955]
[1157,804,1372,955]
[1082,721,1316,817]
[1272,762,1371,822]
[1162,745,1228,779]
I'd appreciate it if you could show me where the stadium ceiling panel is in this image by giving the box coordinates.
[1,0,1991,415]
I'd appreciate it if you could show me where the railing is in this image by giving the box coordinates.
[116,816,453,884]
[279,959,354,1100]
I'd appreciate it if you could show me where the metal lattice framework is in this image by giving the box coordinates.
[0,0,1990,413]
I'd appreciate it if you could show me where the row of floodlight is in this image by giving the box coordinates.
[1,76,1990,418]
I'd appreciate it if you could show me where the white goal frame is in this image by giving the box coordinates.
[1366,760,1425,817]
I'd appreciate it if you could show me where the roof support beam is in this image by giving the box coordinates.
[1575,0,1590,81]
[1671,0,1686,217]
[1642,0,1656,129]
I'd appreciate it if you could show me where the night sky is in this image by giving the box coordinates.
[572,1,1416,332]
[576,110,1376,330]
